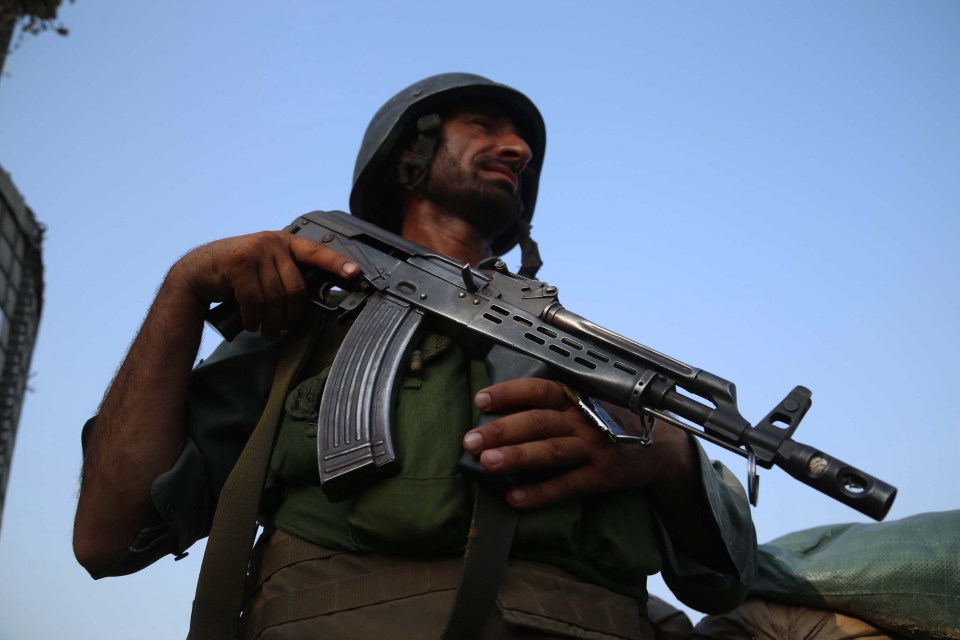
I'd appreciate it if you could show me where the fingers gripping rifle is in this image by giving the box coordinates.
[208,210,896,520]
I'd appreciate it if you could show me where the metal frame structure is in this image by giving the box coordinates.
[0,165,44,536]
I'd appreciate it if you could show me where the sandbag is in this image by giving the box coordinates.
[749,510,960,639]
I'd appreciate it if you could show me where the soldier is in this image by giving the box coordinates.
[74,73,756,639]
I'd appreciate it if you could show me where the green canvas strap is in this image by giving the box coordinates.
[442,487,519,640]
[188,319,324,640]
[440,349,549,639]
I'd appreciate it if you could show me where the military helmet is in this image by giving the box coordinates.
[349,73,547,257]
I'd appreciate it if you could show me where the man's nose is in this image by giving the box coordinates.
[496,131,533,173]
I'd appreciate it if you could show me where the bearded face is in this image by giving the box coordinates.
[421,148,524,240]
[418,108,531,243]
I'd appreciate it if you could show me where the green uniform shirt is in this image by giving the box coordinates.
[86,318,756,612]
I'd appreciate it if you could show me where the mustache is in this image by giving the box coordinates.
[475,155,525,193]
[476,154,525,176]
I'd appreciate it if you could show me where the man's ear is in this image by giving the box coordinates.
[397,114,442,190]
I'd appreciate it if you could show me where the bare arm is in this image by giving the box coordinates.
[73,232,357,575]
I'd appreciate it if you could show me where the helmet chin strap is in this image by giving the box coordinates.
[517,221,543,279]
[397,114,442,189]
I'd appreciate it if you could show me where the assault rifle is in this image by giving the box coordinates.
[208,210,896,520]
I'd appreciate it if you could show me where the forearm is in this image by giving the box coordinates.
[594,402,740,574]
[649,437,756,612]
[643,427,737,575]
[73,231,358,576]
[74,268,207,574]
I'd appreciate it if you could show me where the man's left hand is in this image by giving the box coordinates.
[461,377,696,509]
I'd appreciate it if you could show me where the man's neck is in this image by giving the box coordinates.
[400,203,494,266]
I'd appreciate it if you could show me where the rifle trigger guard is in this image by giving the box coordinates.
[311,281,342,312]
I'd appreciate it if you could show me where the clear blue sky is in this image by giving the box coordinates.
[0,1,957,637]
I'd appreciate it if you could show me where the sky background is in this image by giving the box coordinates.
[0,1,957,637]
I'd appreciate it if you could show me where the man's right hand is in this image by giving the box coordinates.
[74,230,358,575]
[168,231,359,340]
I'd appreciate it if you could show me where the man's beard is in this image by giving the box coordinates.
[421,152,524,242]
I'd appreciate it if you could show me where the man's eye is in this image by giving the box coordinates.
[468,117,492,130]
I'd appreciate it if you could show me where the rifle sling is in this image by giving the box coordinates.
[443,487,519,640]
[188,320,324,640]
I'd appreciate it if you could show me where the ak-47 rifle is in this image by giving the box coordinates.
[208,210,896,520]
